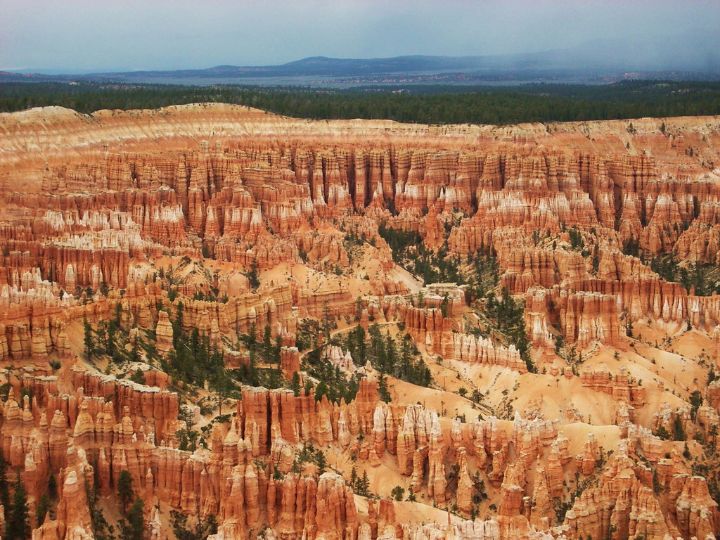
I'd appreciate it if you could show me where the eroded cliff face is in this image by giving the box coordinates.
[0,105,719,539]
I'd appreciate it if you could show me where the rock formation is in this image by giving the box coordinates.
[1,104,719,539]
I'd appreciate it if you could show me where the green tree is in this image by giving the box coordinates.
[315,451,327,474]
[83,319,94,362]
[36,493,50,526]
[0,451,10,514]
[291,372,301,397]
[655,425,671,440]
[391,485,405,501]
[591,245,600,274]
[130,369,145,385]
[6,476,30,540]
[485,288,535,372]
[439,294,450,317]
[321,303,335,342]
[689,390,703,420]
[244,261,260,291]
[378,373,391,403]
[672,416,686,441]
[87,482,115,540]
[314,381,329,402]
[263,325,272,362]
[171,510,218,540]
[652,469,661,494]
[622,237,640,257]
[118,499,144,540]
[356,471,371,496]
[117,470,134,513]
[48,473,58,500]
[130,338,141,364]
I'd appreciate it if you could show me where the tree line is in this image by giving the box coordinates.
[2,80,720,124]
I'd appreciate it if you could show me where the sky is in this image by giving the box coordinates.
[1,0,719,72]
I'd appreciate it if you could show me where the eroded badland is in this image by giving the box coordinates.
[1,104,720,539]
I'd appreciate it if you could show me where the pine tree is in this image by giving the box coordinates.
[36,494,50,526]
[130,338,141,364]
[0,451,9,513]
[350,467,358,490]
[263,325,272,362]
[315,451,327,475]
[6,476,30,540]
[291,372,301,397]
[378,373,391,403]
[48,474,57,501]
[314,381,328,402]
[244,261,260,291]
[117,470,134,513]
[359,471,371,496]
[273,335,282,363]
[83,319,94,362]
[88,483,114,540]
[673,416,686,441]
[591,245,600,274]
[322,303,333,342]
[119,499,144,540]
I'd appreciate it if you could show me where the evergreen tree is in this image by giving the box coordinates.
[321,303,333,342]
[244,261,260,291]
[591,245,600,274]
[485,288,535,373]
[130,338,141,364]
[117,470,134,513]
[673,416,686,441]
[88,483,115,540]
[118,499,144,540]
[83,319,94,362]
[291,372,301,397]
[263,325,272,362]
[378,373,391,403]
[314,381,329,402]
[350,467,358,490]
[0,451,10,514]
[315,451,327,474]
[36,494,50,526]
[689,390,703,420]
[171,510,218,540]
[359,471,371,496]
[273,335,282,364]
[391,486,405,501]
[6,476,30,540]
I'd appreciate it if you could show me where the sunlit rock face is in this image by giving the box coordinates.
[1,104,720,539]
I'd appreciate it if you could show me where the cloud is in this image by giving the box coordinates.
[1,0,718,72]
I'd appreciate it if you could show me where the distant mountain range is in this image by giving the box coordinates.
[3,35,719,86]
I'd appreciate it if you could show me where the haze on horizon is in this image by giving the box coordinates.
[1,0,719,73]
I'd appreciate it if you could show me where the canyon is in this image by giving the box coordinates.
[0,103,719,539]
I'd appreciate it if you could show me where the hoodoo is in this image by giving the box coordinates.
[1,104,720,539]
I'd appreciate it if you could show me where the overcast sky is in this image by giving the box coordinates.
[1,0,719,72]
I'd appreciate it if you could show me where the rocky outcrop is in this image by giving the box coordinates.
[155,310,174,358]
[563,444,670,540]
[2,104,720,540]
[580,365,646,407]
